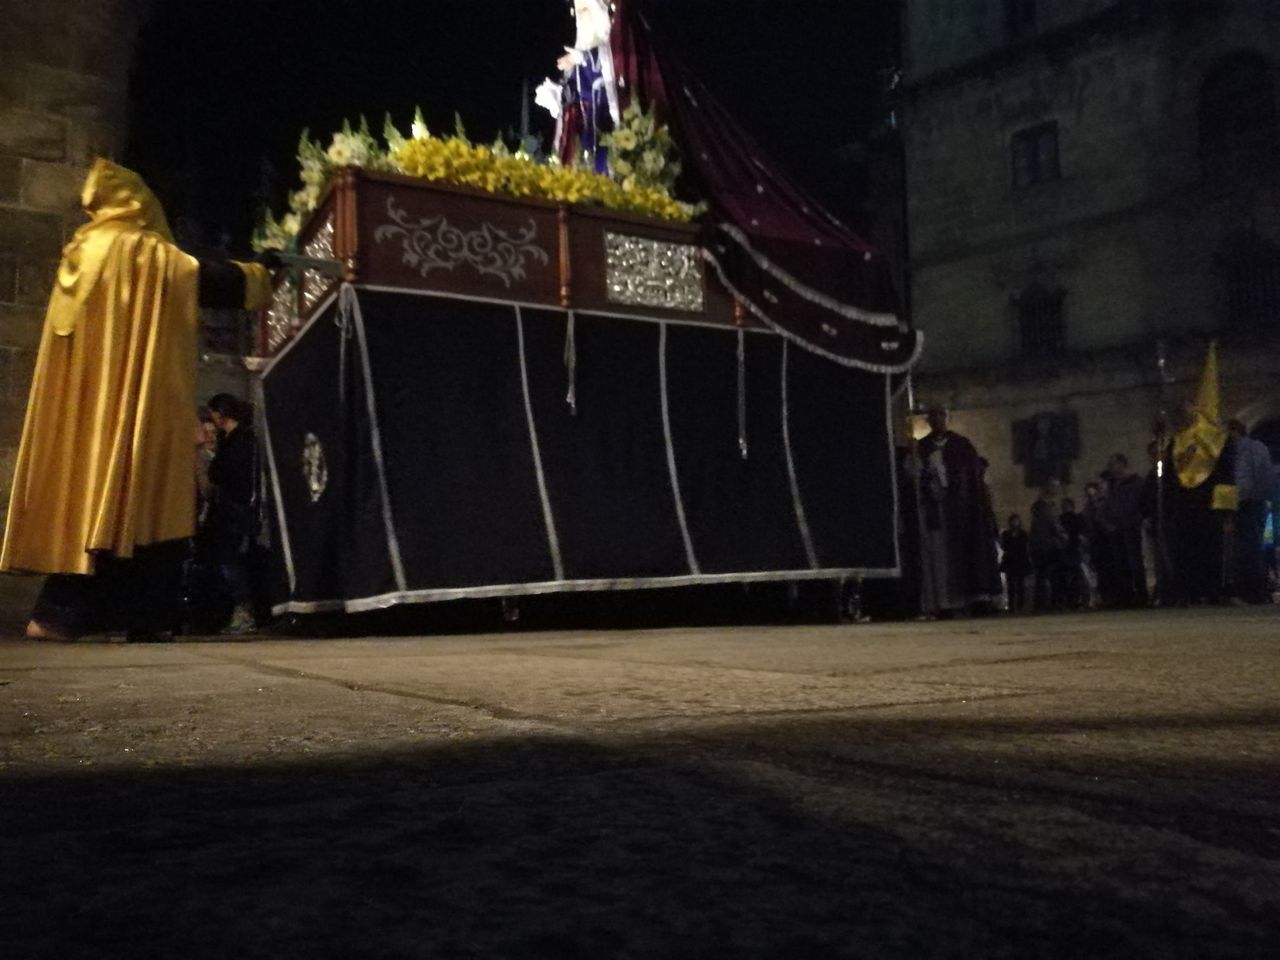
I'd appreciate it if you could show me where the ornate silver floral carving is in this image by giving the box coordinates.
[302,432,328,503]
[299,215,337,315]
[266,278,299,354]
[605,232,705,313]
[374,196,549,288]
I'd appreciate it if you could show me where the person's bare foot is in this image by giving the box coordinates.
[25,620,76,643]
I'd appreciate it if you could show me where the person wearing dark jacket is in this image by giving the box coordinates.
[1030,497,1067,611]
[207,394,258,633]
[1059,498,1089,608]
[1228,419,1276,604]
[1083,480,1117,605]
[999,514,1033,614]
[1104,453,1149,606]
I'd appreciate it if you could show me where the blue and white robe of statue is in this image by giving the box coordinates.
[557,46,620,174]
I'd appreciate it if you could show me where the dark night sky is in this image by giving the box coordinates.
[125,0,899,250]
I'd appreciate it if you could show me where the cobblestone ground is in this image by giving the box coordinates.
[2,606,1278,958]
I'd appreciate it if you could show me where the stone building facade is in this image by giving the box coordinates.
[0,0,145,524]
[901,0,1280,521]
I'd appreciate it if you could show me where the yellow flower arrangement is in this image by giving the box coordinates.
[393,134,696,222]
[255,105,700,252]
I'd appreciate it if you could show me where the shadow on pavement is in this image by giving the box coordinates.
[3,730,1275,959]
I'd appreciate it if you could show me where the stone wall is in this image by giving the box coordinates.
[902,0,1280,525]
[904,0,1280,363]
[905,37,1172,283]
[905,0,1125,81]
[0,0,142,523]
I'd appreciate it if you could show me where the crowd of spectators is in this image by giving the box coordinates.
[894,407,1277,620]
[996,428,1277,614]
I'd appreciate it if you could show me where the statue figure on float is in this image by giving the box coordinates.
[534,0,622,174]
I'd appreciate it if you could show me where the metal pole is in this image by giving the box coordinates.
[1155,339,1172,603]
[1156,427,1168,603]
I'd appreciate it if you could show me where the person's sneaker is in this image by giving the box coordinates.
[223,607,257,635]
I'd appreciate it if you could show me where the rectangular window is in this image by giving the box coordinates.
[1006,0,1038,40]
[1016,286,1067,360]
[1012,122,1061,188]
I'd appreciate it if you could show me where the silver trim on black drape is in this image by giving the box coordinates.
[517,307,566,581]
[737,328,749,460]
[781,341,820,569]
[346,285,409,593]
[660,322,701,575]
[254,376,296,597]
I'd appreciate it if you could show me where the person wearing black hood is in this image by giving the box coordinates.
[206,394,258,633]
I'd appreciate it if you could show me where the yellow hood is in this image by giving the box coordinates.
[52,158,176,336]
[1173,342,1227,489]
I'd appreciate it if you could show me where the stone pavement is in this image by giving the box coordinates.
[2,606,1278,958]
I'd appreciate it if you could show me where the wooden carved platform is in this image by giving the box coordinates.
[261,168,747,355]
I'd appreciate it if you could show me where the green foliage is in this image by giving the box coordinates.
[453,112,471,146]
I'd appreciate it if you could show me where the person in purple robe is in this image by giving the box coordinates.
[535,0,621,174]
[916,408,1002,615]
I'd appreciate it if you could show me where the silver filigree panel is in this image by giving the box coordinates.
[605,232,705,313]
[266,278,299,353]
[302,432,328,503]
[300,215,337,315]
[373,196,549,288]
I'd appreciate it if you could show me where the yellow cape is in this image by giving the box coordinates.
[1,159,268,575]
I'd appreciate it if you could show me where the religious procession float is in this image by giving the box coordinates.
[250,0,923,616]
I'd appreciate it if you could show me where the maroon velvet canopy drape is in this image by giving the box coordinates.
[611,1,922,373]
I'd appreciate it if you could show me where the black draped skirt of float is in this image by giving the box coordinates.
[258,288,900,613]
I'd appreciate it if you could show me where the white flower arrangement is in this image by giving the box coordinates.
[600,102,691,202]
[254,114,403,252]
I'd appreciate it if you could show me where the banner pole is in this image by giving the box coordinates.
[1155,339,1171,604]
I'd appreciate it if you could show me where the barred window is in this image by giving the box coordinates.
[1015,284,1066,360]
[1012,122,1060,188]
[1005,0,1037,41]
[1220,229,1280,330]
[1201,54,1279,180]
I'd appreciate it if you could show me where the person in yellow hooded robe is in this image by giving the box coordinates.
[1,158,273,641]
[1160,342,1236,604]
